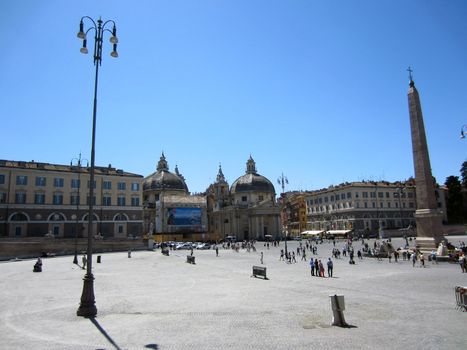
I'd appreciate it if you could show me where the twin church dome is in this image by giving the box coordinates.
[143,153,276,195]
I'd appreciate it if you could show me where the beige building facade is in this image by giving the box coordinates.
[302,180,447,237]
[0,160,143,238]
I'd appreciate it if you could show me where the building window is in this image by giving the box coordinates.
[0,174,5,184]
[131,182,139,191]
[35,176,46,186]
[103,181,112,190]
[117,196,126,206]
[54,178,64,188]
[409,202,414,208]
[241,196,247,202]
[53,194,63,205]
[324,197,328,203]
[131,197,140,206]
[86,196,96,205]
[380,202,383,208]
[71,179,80,188]
[118,225,123,234]
[0,192,6,203]
[395,202,399,208]
[356,202,360,208]
[347,192,352,199]
[15,192,26,204]
[408,192,414,198]
[330,195,334,202]
[117,182,126,191]
[258,195,264,201]
[102,196,112,206]
[372,202,376,208]
[35,193,45,204]
[388,202,391,208]
[386,192,390,198]
[341,194,345,200]
[378,192,384,198]
[403,202,406,208]
[70,195,80,205]
[87,180,96,189]
[16,175,28,185]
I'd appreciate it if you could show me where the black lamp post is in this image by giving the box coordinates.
[76,16,118,318]
[396,186,405,229]
[71,153,88,264]
[277,173,288,255]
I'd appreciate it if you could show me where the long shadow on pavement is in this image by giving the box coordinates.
[90,317,123,350]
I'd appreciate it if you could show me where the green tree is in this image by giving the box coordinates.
[461,161,467,188]
[445,176,464,223]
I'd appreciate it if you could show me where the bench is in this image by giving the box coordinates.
[455,286,467,311]
[162,249,169,256]
[186,255,196,264]
[251,265,268,279]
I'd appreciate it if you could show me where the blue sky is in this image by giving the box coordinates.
[1,0,466,193]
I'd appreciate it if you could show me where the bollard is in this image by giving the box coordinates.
[330,294,348,327]
[128,250,132,258]
[97,255,101,263]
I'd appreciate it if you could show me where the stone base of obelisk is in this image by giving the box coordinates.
[414,209,444,254]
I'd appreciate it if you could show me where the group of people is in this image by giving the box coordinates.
[309,257,333,277]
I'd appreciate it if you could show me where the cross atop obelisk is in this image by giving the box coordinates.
[407,71,444,250]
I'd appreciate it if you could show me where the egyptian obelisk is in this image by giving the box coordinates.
[407,68,444,250]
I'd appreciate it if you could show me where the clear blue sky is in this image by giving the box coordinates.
[1,0,466,194]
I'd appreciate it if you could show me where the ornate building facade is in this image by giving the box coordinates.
[142,153,208,242]
[206,156,281,241]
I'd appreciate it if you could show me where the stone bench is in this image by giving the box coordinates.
[186,255,195,264]
[251,265,267,279]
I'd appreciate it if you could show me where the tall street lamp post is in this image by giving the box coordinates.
[76,16,118,318]
[277,173,288,255]
[71,153,88,264]
[396,186,405,229]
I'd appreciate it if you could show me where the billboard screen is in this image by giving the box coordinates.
[166,207,202,226]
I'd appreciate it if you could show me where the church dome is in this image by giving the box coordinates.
[231,156,275,194]
[143,153,188,193]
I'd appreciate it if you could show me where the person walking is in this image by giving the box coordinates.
[82,255,87,270]
[216,246,219,257]
[309,257,315,276]
[412,252,417,267]
[260,252,264,265]
[301,249,307,261]
[314,258,319,276]
[419,253,425,268]
[327,258,333,277]
[292,252,296,263]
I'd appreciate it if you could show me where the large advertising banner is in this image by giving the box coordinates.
[166,207,202,226]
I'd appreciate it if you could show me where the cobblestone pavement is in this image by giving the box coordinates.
[0,237,466,349]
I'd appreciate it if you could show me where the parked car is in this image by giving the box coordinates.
[197,243,211,250]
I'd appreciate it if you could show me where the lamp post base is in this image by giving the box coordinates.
[77,273,97,318]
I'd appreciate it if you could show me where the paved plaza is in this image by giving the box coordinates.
[0,238,466,350]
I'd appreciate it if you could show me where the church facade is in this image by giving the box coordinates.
[142,153,208,242]
[206,156,281,241]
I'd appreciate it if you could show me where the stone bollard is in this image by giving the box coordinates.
[330,294,348,327]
